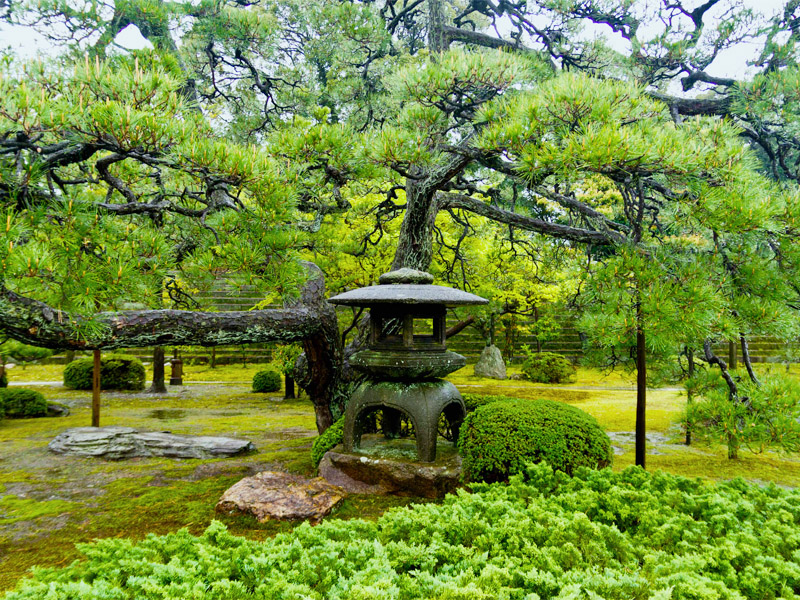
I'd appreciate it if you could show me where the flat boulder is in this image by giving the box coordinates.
[216,471,345,523]
[49,426,255,459]
[473,344,506,379]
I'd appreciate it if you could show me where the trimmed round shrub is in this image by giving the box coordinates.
[63,354,146,391]
[0,388,48,418]
[252,369,281,393]
[458,397,611,482]
[311,416,345,469]
[521,351,576,383]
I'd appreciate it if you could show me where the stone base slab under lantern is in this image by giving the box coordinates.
[319,441,462,498]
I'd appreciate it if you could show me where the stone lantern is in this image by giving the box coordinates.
[329,268,487,462]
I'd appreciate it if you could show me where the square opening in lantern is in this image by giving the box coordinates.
[413,318,436,344]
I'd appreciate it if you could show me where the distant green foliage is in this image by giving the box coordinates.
[459,398,611,482]
[311,416,345,469]
[688,371,800,456]
[0,388,48,418]
[252,369,281,393]
[62,355,145,391]
[271,344,303,376]
[0,372,6,388]
[6,463,800,599]
[0,340,53,364]
[521,350,576,383]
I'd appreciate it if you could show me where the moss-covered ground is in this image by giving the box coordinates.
[1,361,800,590]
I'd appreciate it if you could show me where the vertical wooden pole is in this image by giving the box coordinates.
[92,349,101,427]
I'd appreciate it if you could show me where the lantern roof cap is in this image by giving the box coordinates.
[328,269,488,307]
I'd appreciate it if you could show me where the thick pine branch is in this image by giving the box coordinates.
[437,192,622,245]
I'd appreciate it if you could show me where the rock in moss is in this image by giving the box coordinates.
[216,471,345,523]
[49,427,255,459]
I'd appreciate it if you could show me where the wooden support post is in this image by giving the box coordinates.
[92,349,101,427]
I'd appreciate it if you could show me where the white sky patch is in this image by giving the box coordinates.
[114,24,154,51]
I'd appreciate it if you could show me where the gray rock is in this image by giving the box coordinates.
[46,402,71,417]
[473,345,507,379]
[48,426,255,459]
[216,471,345,523]
[319,445,462,498]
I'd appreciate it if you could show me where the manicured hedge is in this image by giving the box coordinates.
[0,388,48,418]
[6,463,800,599]
[252,369,281,393]
[311,416,345,469]
[521,351,576,383]
[63,355,145,391]
[458,397,611,482]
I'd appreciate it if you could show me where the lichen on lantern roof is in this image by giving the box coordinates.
[328,269,488,307]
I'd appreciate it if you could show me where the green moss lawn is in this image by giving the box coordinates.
[1,360,799,590]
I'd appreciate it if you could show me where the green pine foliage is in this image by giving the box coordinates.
[688,371,800,456]
[458,398,611,482]
[62,355,145,391]
[521,350,577,383]
[5,463,800,599]
[251,369,281,393]
[271,344,303,376]
[0,388,47,418]
[311,416,345,469]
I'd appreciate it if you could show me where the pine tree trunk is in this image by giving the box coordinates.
[635,304,647,469]
[284,375,295,399]
[391,182,438,271]
[148,346,167,393]
[685,347,695,446]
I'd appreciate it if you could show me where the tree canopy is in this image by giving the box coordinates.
[2,0,800,439]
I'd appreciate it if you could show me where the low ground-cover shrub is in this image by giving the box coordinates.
[521,350,576,383]
[459,397,611,482]
[311,416,345,468]
[6,463,800,599]
[63,355,145,391]
[0,388,48,418]
[252,369,281,393]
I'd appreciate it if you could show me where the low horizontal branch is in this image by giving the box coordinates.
[0,286,325,351]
